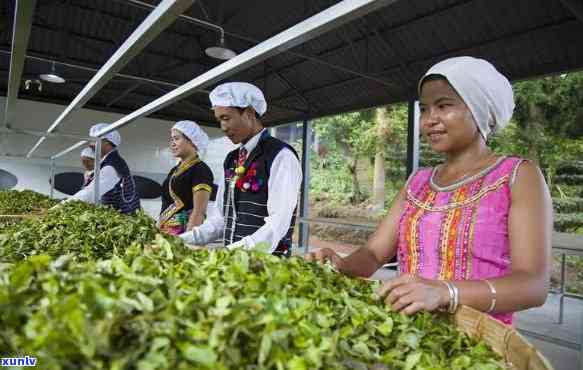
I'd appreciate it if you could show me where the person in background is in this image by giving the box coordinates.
[159,120,215,235]
[306,56,552,325]
[67,123,141,214]
[179,82,302,257]
[80,147,95,188]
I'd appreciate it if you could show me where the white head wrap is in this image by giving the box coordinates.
[209,82,267,116]
[172,120,209,154]
[419,56,515,140]
[89,123,122,147]
[80,147,95,159]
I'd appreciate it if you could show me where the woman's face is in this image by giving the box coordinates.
[419,78,481,154]
[169,129,196,159]
[81,157,94,172]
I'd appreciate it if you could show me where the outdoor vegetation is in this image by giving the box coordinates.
[302,72,583,294]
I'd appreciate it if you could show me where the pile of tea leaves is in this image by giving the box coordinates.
[0,237,506,369]
[0,190,58,215]
[0,191,507,369]
[0,201,160,263]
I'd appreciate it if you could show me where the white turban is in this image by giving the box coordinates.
[419,56,515,140]
[172,120,209,154]
[209,82,267,116]
[80,147,95,159]
[89,123,122,147]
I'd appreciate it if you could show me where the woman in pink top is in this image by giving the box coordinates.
[307,56,552,325]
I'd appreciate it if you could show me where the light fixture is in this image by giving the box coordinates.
[205,32,237,60]
[39,61,66,84]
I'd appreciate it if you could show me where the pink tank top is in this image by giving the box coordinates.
[397,156,525,325]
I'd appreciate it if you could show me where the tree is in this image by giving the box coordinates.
[371,107,390,213]
[313,110,375,204]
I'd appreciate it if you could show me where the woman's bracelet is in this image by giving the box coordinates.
[483,279,497,313]
[440,281,459,314]
[450,282,459,313]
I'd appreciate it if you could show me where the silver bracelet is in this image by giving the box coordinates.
[450,282,459,313]
[484,279,497,313]
[440,281,455,313]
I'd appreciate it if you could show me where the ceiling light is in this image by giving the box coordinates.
[39,61,66,84]
[205,34,237,60]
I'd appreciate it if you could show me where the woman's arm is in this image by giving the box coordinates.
[381,161,552,315]
[306,188,408,278]
[187,189,210,230]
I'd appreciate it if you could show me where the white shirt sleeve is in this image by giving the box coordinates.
[192,179,225,245]
[68,165,120,204]
[242,148,302,253]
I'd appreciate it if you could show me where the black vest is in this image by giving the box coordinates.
[223,131,298,257]
[100,150,141,214]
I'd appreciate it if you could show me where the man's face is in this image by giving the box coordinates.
[89,139,113,157]
[214,106,255,144]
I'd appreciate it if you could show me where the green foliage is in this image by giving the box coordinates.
[552,198,583,214]
[557,161,583,176]
[309,148,365,204]
[555,174,583,186]
[0,190,58,215]
[0,242,505,369]
[0,201,160,263]
[554,213,583,233]
[514,73,583,140]
[0,190,507,369]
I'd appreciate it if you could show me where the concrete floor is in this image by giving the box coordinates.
[515,294,582,370]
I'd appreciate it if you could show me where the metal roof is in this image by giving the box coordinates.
[2,0,583,128]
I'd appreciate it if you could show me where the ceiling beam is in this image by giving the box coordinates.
[119,0,402,88]
[559,0,583,25]
[27,0,197,158]
[0,49,208,92]
[105,82,144,107]
[50,0,399,161]
[3,0,37,128]
[30,22,210,73]
[248,0,475,87]
[270,16,577,107]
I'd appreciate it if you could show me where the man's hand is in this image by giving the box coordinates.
[178,230,195,244]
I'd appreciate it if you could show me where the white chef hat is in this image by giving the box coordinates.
[80,147,95,159]
[172,120,209,154]
[419,56,515,140]
[209,82,267,116]
[89,123,122,147]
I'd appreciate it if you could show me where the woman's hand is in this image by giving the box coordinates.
[377,273,450,315]
[304,248,346,270]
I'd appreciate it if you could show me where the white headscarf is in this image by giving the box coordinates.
[89,123,122,147]
[209,82,267,116]
[419,56,515,140]
[172,120,209,154]
[80,147,95,159]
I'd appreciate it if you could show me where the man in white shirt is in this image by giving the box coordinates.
[180,82,302,256]
[68,123,141,214]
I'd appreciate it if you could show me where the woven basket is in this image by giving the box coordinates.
[453,305,553,370]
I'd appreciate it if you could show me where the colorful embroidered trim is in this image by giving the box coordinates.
[406,175,509,212]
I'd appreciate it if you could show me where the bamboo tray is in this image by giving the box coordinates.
[453,305,553,370]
